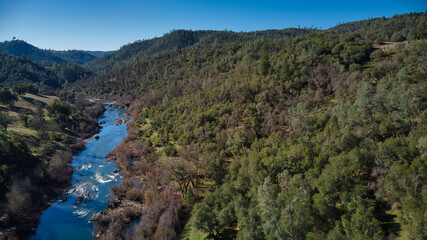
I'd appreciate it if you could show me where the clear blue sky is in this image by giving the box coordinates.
[0,0,425,51]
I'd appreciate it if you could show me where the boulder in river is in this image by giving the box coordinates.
[105,152,116,161]
[75,195,84,205]
[94,135,100,140]
[74,192,93,205]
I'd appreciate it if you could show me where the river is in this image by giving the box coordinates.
[31,103,128,240]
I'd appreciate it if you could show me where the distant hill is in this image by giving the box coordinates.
[0,40,111,65]
[0,40,66,65]
[84,28,314,73]
[81,50,115,57]
[51,50,96,65]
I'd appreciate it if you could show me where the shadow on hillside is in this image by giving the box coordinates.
[17,131,39,147]
[21,96,46,107]
[0,104,25,113]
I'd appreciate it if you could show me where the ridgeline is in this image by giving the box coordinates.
[1,12,426,240]
[77,12,427,240]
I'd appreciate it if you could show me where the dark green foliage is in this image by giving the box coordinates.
[183,187,195,207]
[0,53,93,88]
[0,111,12,130]
[0,39,101,65]
[46,100,70,119]
[53,50,96,65]
[44,100,104,134]
[12,83,39,95]
[0,87,18,105]
[258,172,313,240]
[0,132,34,197]
[330,12,427,42]
[84,28,314,73]
[0,52,58,87]
[404,39,427,80]
[78,12,427,239]
[80,50,115,57]
[29,105,47,133]
[0,96,105,234]
[58,91,76,103]
[0,40,65,65]
[56,13,427,239]
[51,62,94,85]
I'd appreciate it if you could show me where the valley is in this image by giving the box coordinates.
[0,11,426,240]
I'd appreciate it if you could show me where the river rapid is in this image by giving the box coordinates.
[31,102,128,240]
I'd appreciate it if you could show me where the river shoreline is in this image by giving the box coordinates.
[0,100,107,240]
[30,101,129,240]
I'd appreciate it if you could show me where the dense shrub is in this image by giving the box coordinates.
[47,150,73,184]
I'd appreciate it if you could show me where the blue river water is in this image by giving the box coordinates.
[31,104,128,240]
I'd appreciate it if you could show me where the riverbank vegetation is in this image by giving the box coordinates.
[0,11,425,240]
[0,86,105,238]
[81,13,427,240]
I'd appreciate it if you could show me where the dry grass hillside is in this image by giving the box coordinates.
[0,93,58,149]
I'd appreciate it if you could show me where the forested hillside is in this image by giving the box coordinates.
[78,12,427,240]
[0,40,66,65]
[81,50,115,57]
[0,53,93,88]
[0,40,107,65]
[0,53,59,87]
[0,86,106,237]
[52,50,96,65]
[84,28,314,73]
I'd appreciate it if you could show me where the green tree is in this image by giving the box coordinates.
[12,84,27,95]
[258,176,286,240]
[404,39,427,80]
[192,194,224,239]
[288,102,314,163]
[0,112,12,131]
[183,187,195,207]
[258,171,313,240]
[355,83,378,140]
[58,91,76,103]
[11,84,39,95]
[46,101,71,125]
[0,87,18,105]
[258,57,271,76]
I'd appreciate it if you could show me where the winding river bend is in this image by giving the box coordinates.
[31,102,128,240]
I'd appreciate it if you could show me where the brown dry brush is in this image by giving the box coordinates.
[131,184,181,240]
[79,103,106,137]
[93,114,183,240]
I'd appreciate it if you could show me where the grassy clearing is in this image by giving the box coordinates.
[14,93,57,111]
[373,41,410,51]
[8,125,37,136]
[1,93,58,148]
